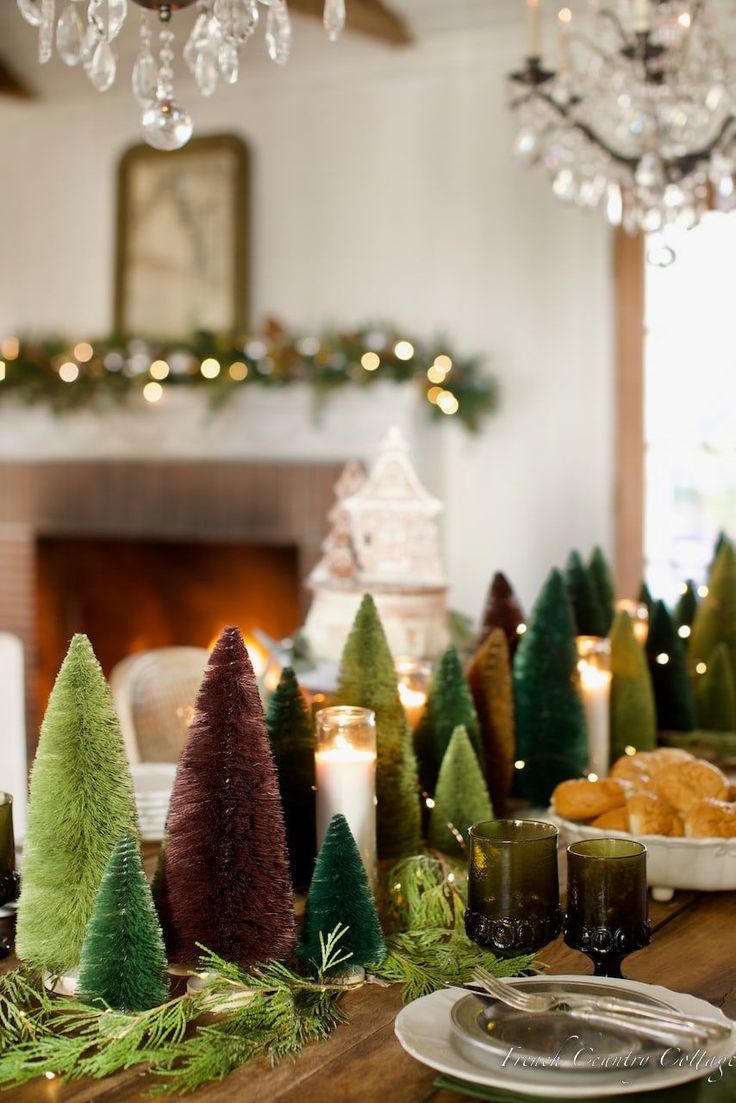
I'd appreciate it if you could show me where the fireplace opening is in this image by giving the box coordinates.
[36,536,301,718]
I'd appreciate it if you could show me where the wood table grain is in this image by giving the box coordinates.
[1,890,735,1102]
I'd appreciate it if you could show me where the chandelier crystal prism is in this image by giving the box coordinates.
[17,0,347,150]
[508,0,736,233]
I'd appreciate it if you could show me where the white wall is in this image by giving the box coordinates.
[0,22,614,617]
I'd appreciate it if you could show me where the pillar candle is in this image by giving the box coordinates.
[576,636,612,779]
[315,706,376,877]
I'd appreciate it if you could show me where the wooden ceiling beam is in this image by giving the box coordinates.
[289,0,412,45]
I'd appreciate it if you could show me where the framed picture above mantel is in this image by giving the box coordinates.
[114,133,250,337]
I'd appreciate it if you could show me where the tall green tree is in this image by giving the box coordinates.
[690,541,736,685]
[646,601,696,732]
[476,571,526,657]
[638,581,655,619]
[333,595,421,859]
[696,644,736,732]
[16,634,139,975]
[414,646,481,796]
[78,834,169,1012]
[428,726,493,857]
[298,814,385,974]
[610,610,656,760]
[467,628,515,815]
[673,580,698,634]
[514,568,588,805]
[565,550,608,637]
[588,546,616,634]
[266,667,316,890]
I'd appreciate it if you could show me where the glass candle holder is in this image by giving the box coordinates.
[395,656,432,731]
[0,793,19,907]
[466,819,563,957]
[315,706,377,877]
[615,599,650,646]
[565,838,651,978]
[576,636,612,780]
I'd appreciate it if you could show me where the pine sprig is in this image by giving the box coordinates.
[0,860,541,1095]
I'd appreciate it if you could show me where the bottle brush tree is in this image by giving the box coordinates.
[587,546,616,635]
[78,834,169,1012]
[414,645,482,796]
[690,541,736,686]
[638,581,655,619]
[646,601,696,732]
[476,571,526,657]
[513,568,589,805]
[428,726,493,857]
[673,580,698,634]
[565,549,608,638]
[610,610,656,760]
[157,626,295,967]
[333,595,420,859]
[467,628,515,815]
[266,666,316,890]
[298,813,385,975]
[696,643,736,732]
[15,634,139,976]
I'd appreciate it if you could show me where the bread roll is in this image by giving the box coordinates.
[553,777,626,821]
[637,748,694,775]
[651,760,728,814]
[610,755,652,790]
[590,807,629,831]
[627,792,683,837]
[684,798,736,838]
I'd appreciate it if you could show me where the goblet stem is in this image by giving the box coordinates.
[593,957,623,979]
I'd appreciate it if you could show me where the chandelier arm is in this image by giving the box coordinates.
[592,8,628,47]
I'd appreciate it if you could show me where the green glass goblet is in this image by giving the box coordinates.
[465,819,563,957]
[564,838,651,978]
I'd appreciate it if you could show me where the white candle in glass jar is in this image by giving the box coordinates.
[315,707,376,877]
[576,636,612,780]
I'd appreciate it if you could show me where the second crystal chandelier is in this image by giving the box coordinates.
[16,0,347,150]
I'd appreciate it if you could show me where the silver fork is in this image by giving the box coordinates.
[469,966,732,1044]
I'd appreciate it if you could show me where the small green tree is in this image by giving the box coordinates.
[690,542,736,685]
[673,580,698,634]
[16,635,139,975]
[646,601,696,732]
[78,834,169,1012]
[514,568,588,805]
[467,628,515,815]
[414,646,482,795]
[298,814,385,974]
[476,571,526,657]
[610,610,656,760]
[565,550,607,637]
[428,726,493,857]
[696,643,736,732]
[333,595,420,859]
[588,546,616,634]
[266,667,316,890]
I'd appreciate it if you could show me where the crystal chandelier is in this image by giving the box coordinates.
[508,0,736,234]
[16,0,347,151]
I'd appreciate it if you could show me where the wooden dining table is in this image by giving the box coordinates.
[1,884,735,1103]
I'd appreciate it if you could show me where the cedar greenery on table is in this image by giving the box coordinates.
[0,322,497,432]
[0,858,538,1096]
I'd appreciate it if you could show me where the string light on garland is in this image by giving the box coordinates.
[678,624,691,639]
[656,652,670,665]
[0,324,496,432]
[696,661,708,674]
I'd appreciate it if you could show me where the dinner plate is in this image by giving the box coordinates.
[394,975,736,1098]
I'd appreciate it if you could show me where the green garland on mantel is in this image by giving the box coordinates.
[0,322,497,433]
[0,857,538,1096]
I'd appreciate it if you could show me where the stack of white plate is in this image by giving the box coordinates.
[130,763,178,842]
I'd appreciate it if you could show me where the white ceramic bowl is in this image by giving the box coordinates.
[550,811,736,899]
